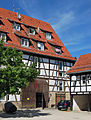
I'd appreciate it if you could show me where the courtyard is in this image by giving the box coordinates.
[0,108,91,120]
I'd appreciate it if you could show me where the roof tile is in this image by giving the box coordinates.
[0,8,76,61]
[67,53,91,74]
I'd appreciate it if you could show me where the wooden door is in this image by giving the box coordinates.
[56,93,65,106]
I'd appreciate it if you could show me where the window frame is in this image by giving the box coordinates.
[59,61,62,71]
[81,75,86,84]
[55,47,62,54]
[37,42,44,51]
[13,22,20,31]
[29,27,35,35]
[21,38,29,47]
[45,32,51,40]
[60,81,62,91]
[0,32,7,42]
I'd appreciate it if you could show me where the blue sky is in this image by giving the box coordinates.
[0,0,91,58]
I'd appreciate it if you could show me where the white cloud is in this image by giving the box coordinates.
[17,0,91,56]
[52,11,75,32]
[17,0,39,17]
[64,41,78,46]
[70,45,91,52]
[51,7,91,55]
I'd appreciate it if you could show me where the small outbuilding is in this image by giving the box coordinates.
[67,53,91,111]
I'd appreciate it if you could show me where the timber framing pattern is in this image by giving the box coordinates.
[0,8,76,108]
[67,53,91,111]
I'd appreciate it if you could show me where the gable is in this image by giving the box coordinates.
[0,8,76,61]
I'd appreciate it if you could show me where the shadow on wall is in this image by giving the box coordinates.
[73,95,91,111]
[0,109,51,118]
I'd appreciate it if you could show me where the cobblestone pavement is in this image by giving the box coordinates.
[0,108,91,120]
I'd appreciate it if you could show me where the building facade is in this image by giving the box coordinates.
[0,8,76,108]
[67,53,91,111]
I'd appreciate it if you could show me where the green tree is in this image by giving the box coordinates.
[0,39,39,99]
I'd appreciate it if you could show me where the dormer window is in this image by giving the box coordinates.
[0,32,6,42]
[45,32,51,40]
[21,38,29,47]
[13,22,20,31]
[29,27,35,35]
[55,47,62,54]
[37,42,44,51]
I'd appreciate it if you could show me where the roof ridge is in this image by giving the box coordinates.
[80,53,91,57]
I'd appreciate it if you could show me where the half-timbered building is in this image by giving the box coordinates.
[0,8,76,109]
[67,53,91,111]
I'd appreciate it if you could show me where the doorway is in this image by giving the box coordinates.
[36,93,46,108]
[36,93,42,107]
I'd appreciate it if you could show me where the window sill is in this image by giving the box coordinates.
[29,33,35,35]
[21,45,29,48]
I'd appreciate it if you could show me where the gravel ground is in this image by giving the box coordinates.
[0,108,91,120]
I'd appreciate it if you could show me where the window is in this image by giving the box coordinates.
[64,62,72,66]
[76,75,80,80]
[60,81,62,90]
[81,75,86,84]
[37,42,44,51]
[87,74,90,80]
[87,74,90,84]
[81,75,86,80]
[21,38,29,47]
[71,63,73,67]
[83,80,86,84]
[64,62,67,66]
[13,22,20,31]
[50,59,55,64]
[29,56,33,61]
[43,58,49,63]
[45,32,51,40]
[73,81,76,86]
[22,54,29,59]
[66,62,71,66]
[34,56,38,62]
[0,32,6,42]
[56,60,59,65]
[55,47,62,54]
[29,27,35,35]
[59,71,62,76]
[39,58,43,62]
[59,62,62,70]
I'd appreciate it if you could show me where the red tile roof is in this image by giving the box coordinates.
[67,53,91,74]
[0,8,76,61]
